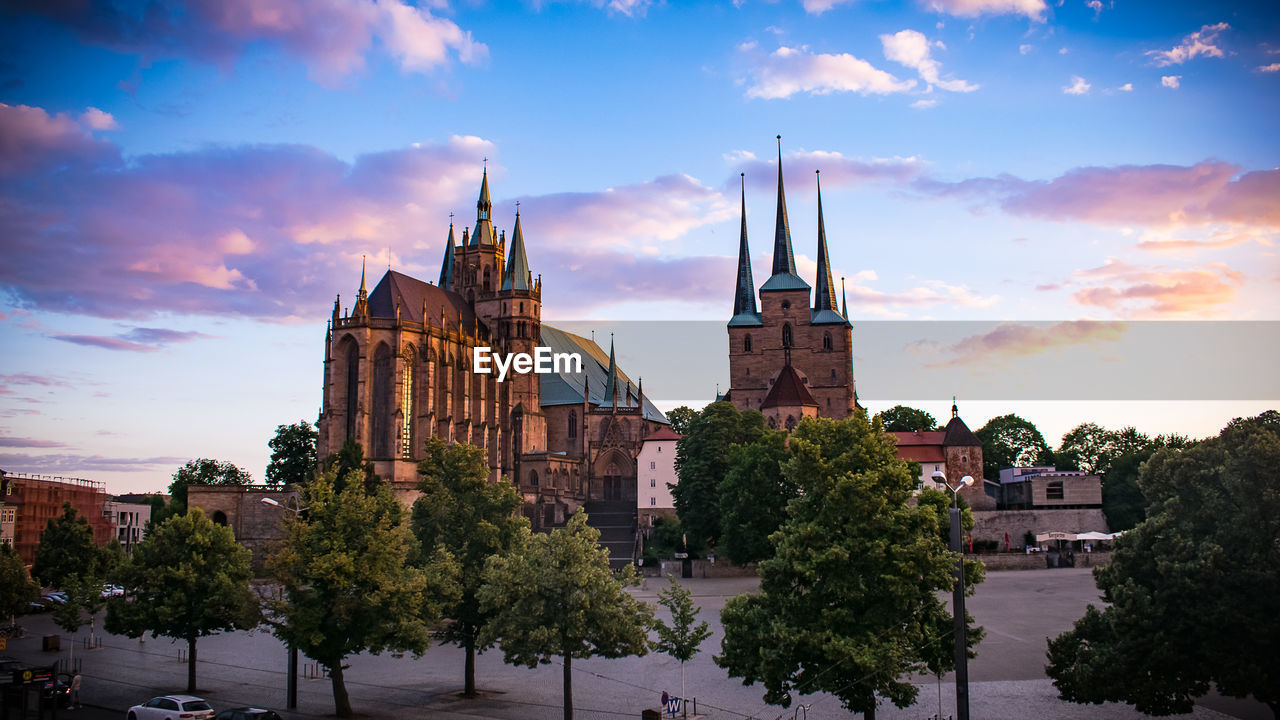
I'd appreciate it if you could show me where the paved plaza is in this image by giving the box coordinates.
[2,568,1266,719]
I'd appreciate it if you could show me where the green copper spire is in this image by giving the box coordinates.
[760,136,810,292]
[604,333,619,406]
[813,170,838,313]
[501,209,530,291]
[438,222,456,288]
[732,173,758,319]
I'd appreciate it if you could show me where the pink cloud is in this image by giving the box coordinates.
[79,107,119,130]
[6,0,485,83]
[0,103,120,174]
[732,150,924,192]
[50,334,159,352]
[0,373,73,389]
[924,320,1127,368]
[742,44,916,99]
[1146,22,1230,67]
[0,452,186,474]
[915,161,1280,229]
[1070,259,1244,316]
[0,436,67,448]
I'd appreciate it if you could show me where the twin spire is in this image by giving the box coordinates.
[733,136,848,324]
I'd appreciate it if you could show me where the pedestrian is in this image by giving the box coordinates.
[70,671,81,709]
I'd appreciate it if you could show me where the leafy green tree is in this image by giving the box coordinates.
[53,573,107,664]
[32,502,97,588]
[653,576,712,718]
[873,405,940,432]
[717,429,793,565]
[672,402,767,548]
[717,415,983,720]
[642,518,709,563]
[479,512,653,720]
[167,458,252,513]
[267,471,456,717]
[106,508,259,692]
[0,543,39,620]
[666,405,698,436]
[975,413,1052,480]
[1046,411,1280,718]
[266,420,319,488]
[323,438,380,494]
[411,437,527,697]
[144,494,173,531]
[1055,422,1116,473]
[1056,423,1194,531]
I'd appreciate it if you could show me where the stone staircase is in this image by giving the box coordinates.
[581,499,637,571]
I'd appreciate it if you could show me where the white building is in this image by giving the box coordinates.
[106,500,151,553]
[637,426,680,529]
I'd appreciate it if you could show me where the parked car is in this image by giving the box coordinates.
[101,584,124,598]
[43,592,68,604]
[127,695,215,720]
[213,709,283,720]
[42,672,72,708]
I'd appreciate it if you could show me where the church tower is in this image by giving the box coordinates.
[726,137,857,423]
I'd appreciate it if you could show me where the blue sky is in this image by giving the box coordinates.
[1,0,1277,493]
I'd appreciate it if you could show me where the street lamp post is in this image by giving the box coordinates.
[932,470,973,720]
[261,496,303,710]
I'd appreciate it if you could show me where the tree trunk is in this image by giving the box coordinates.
[187,636,197,692]
[865,703,876,720]
[562,653,573,720]
[681,660,686,719]
[330,661,353,718]
[463,639,476,698]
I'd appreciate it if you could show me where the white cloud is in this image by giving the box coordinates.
[380,1,488,70]
[1063,75,1091,95]
[912,98,939,109]
[79,107,119,131]
[800,0,853,13]
[1118,82,1133,91]
[880,29,979,92]
[1019,43,1033,55]
[1146,22,1229,67]
[744,45,916,99]
[1258,62,1280,73]
[923,0,1047,21]
[1161,75,1181,89]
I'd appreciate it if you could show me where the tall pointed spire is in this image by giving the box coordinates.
[439,221,456,288]
[841,276,849,319]
[772,135,796,277]
[358,255,368,300]
[477,162,492,221]
[501,208,531,291]
[731,173,760,323]
[760,136,809,292]
[604,333,619,407]
[472,165,495,246]
[813,170,838,313]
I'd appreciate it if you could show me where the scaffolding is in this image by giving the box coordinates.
[2,472,111,566]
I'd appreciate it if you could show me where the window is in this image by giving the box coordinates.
[650,461,656,470]
[650,478,656,487]
[1046,480,1064,500]
[650,497,656,506]
[744,334,753,352]
[785,415,797,430]
[831,369,836,379]
[823,331,833,351]
[400,351,414,458]
[568,410,577,439]
[782,323,793,348]
[343,341,359,440]
[530,470,539,487]
[371,343,393,457]
[781,300,791,310]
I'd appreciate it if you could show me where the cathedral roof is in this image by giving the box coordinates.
[810,308,849,326]
[367,270,480,331]
[761,364,818,410]
[538,325,668,423]
[813,171,839,314]
[732,173,759,321]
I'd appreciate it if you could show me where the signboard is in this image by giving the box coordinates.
[665,696,682,715]
[673,553,688,559]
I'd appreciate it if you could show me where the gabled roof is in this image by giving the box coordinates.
[761,364,817,409]
[537,326,668,423]
[896,445,946,463]
[643,426,682,442]
[366,270,480,331]
[890,430,947,446]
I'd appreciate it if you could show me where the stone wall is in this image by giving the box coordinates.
[971,508,1109,545]
[976,550,1112,571]
[188,485,300,573]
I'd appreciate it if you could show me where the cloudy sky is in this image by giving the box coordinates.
[1,0,1277,494]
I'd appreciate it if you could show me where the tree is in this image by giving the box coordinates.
[31,502,97,588]
[1056,423,1193,531]
[323,438,380,494]
[106,508,259,692]
[266,420,319,488]
[1055,422,1116,473]
[672,402,767,548]
[642,518,709,563]
[716,429,794,565]
[267,470,455,717]
[717,415,983,720]
[411,437,527,697]
[0,543,38,620]
[167,459,252,513]
[478,512,653,720]
[53,573,106,668]
[666,405,698,436]
[1046,411,1280,718]
[975,413,1052,480]
[653,576,712,718]
[873,405,940,432]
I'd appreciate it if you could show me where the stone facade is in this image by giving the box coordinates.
[186,485,301,572]
[970,507,1109,546]
[315,170,667,530]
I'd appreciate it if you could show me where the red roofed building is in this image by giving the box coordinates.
[637,426,681,529]
[888,403,994,510]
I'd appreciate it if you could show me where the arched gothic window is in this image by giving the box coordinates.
[785,415,797,430]
[400,349,414,458]
[483,266,492,291]
[343,340,359,441]
[530,470,539,486]
[768,416,778,429]
[568,410,577,439]
[782,323,793,348]
[372,343,393,458]
[823,332,833,351]
[744,334,753,353]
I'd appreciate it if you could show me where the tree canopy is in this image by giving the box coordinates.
[266,420,319,488]
[975,413,1052,480]
[873,405,940,432]
[1046,411,1280,718]
[716,428,794,565]
[106,508,259,692]
[411,437,527,697]
[672,401,767,548]
[653,575,712,715]
[665,405,698,436]
[31,502,98,588]
[167,458,252,512]
[479,512,653,720]
[0,543,39,619]
[323,438,380,494]
[717,415,983,720]
[267,470,456,717]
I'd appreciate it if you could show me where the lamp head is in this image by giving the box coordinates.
[931,470,946,481]
[961,475,975,487]
[260,497,282,507]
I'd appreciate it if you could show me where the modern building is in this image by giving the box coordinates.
[315,169,668,533]
[637,426,680,530]
[997,466,1103,510]
[104,499,151,553]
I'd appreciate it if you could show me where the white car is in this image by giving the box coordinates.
[127,695,215,720]
[101,584,124,598]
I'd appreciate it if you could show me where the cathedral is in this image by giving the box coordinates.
[317,169,668,530]
[723,140,859,428]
